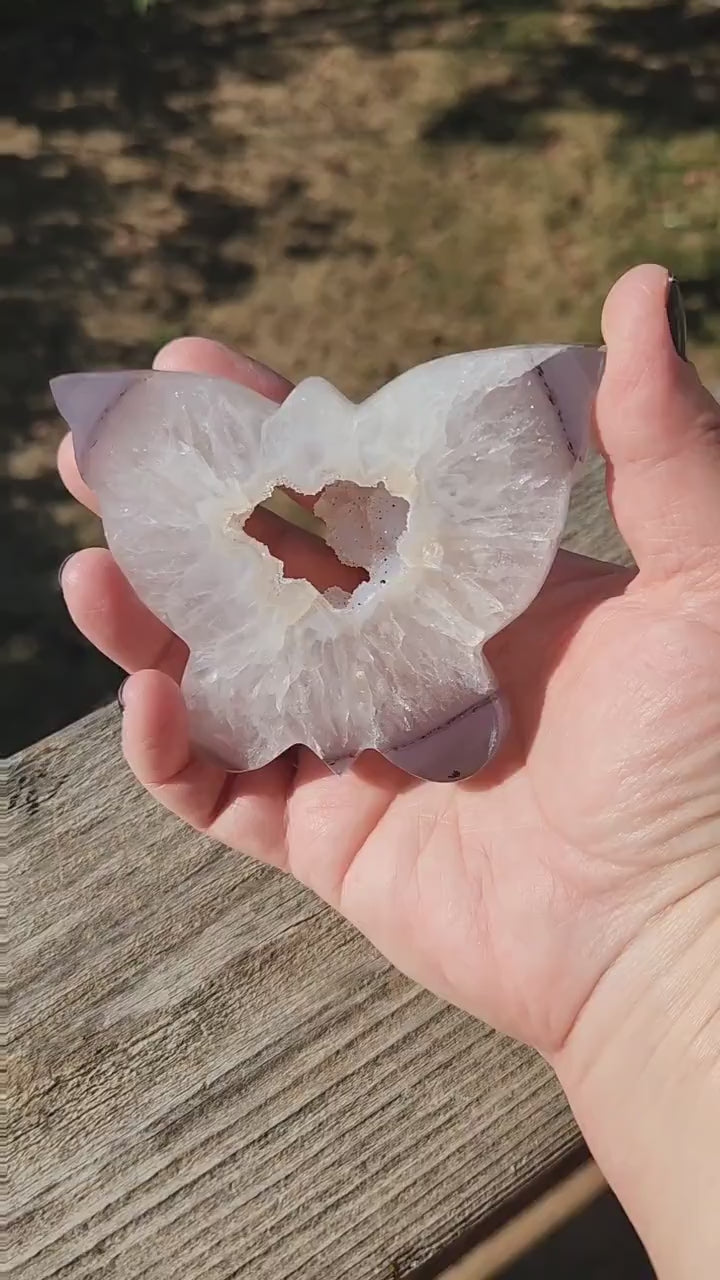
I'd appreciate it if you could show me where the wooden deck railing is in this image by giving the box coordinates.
[8,457,629,1279]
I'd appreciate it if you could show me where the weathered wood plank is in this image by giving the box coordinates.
[7,455,624,1280]
[564,452,632,566]
[7,716,577,1280]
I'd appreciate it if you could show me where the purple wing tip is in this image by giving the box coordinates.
[538,346,605,464]
[328,695,507,783]
[50,371,149,476]
[382,696,507,782]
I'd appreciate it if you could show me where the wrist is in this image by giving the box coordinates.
[553,875,720,1277]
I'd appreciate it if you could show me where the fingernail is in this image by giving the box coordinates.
[58,553,75,587]
[666,275,688,361]
[117,678,128,711]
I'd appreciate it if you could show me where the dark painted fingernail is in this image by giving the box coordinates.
[58,553,75,587]
[117,678,128,711]
[666,275,688,361]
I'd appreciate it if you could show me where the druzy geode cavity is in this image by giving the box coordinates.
[52,345,604,780]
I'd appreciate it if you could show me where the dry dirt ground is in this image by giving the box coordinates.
[3,0,719,755]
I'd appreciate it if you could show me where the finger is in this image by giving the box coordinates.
[597,263,720,579]
[58,431,98,514]
[121,670,294,865]
[153,336,294,402]
[61,548,188,680]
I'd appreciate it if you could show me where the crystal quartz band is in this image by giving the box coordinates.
[52,344,604,781]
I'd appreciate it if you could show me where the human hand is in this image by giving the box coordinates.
[58,263,720,1058]
[58,263,720,1273]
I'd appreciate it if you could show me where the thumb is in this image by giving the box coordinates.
[596,263,720,581]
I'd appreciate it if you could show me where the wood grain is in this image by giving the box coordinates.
[7,456,625,1280]
[564,452,632,567]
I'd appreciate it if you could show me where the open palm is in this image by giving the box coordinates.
[59,265,720,1055]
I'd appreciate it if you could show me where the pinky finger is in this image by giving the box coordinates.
[121,670,229,831]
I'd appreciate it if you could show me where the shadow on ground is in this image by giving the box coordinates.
[3,0,719,755]
[423,1,719,143]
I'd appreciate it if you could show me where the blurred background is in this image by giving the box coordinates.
[3,0,719,761]
[3,0,718,1273]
